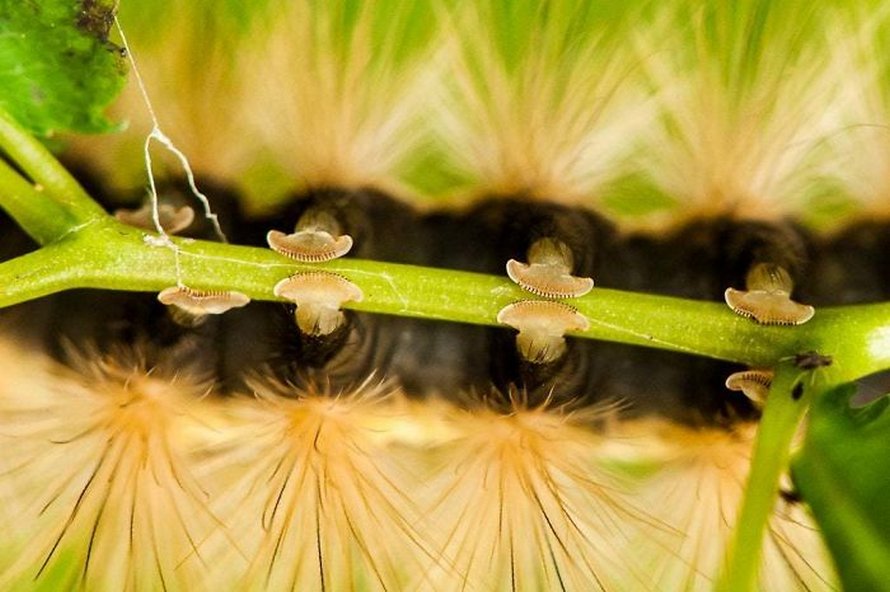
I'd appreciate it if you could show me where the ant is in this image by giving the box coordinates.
[792,350,833,370]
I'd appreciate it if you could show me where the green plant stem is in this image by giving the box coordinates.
[716,366,832,592]
[2,217,890,377]
[0,159,79,243]
[0,108,106,229]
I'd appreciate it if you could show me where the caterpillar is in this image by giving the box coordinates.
[2,1,889,590]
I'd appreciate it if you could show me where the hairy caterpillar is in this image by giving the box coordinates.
[2,1,889,590]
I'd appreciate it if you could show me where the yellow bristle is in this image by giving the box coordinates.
[0,336,839,589]
[0,341,223,591]
[637,5,845,222]
[196,376,438,591]
[815,8,890,218]
[239,2,441,201]
[416,397,660,591]
[433,3,654,205]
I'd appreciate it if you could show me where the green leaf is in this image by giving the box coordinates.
[793,383,890,592]
[0,0,126,137]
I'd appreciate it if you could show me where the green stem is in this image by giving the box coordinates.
[3,218,890,376]
[0,107,105,229]
[716,366,830,592]
[0,159,79,244]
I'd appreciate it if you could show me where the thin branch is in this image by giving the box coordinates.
[716,366,831,592]
[0,159,77,244]
[2,217,890,377]
[0,241,83,304]
[0,107,105,232]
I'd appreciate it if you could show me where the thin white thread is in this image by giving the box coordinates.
[179,250,293,270]
[114,16,228,286]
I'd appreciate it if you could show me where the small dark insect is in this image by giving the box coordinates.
[793,350,833,370]
[791,382,804,401]
[77,0,116,41]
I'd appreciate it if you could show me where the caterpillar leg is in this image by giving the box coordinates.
[720,220,815,325]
